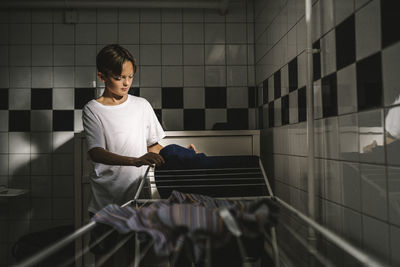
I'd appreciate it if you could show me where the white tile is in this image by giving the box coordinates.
[140,87,161,109]
[314,119,325,158]
[183,87,204,108]
[362,215,390,262]
[390,226,400,265]
[9,67,30,88]
[320,30,336,77]
[96,24,118,44]
[183,45,204,65]
[358,109,385,164]
[32,67,53,88]
[31,198,52,220]
[53,132,74,153]
[75,45,96,66]
[54,24,74,44]
[9,88,30,110]
[162,9,182,23]
[32,10,53,23]
[31,111,52,132]
[32,45,53,66]
[52,154,73,175]
[289,90,298,124]
[388,166,400,226]
[9,45,31,66]
[54,45,74,66]
[227,87,248,108]
[162,109,183,130]
[0,133,7,154]
[183,24,204,44]
[226,23,247,44]
[31,132,53,153]
[227,66,247,86]
[32,24,52,44]
[0,111,8,132]
[0,155,8,176]
[361,164,388,220]
[9,24,31,44]
[52,175,74,197]
[75,66,96,88]
[140,9,161,23]
[324,117,339,159]
[118,23,139,44]
[205,45,225,65]
[337,63,357,115]
[355,0,373,10]
[205,23,225,44]
[247,45,254,65]
[341,162,361,210]
[281,64,289,96]
[54,67,74,87]
[183,9,203,22]
[287,25,297,61]
[162,45,182,65]
[335,0,355,25]
[9,132,30,154]
[227,1,246,22]
[75,24,96,44]
[204,9,225,23]
[205,109,227,130]
[355,0,381,61]
[339,113,359,160]
[323,200,343,234]
[9,10,31,23]
[140,66,161,87]
[52,198,74,220]
[9,154,30,176]
[382,42,400,106]
[0,67,8,88]
[30,154,52,176]
[205,66,226,87]
[119,9,140,23]
[313,79,323,119]
[323,160,342,203]
[268,76,274,102]
[248,66,255,86]
[140,23,161,44]
[97,9,118,23]
[296,17,306,55]
[74,110,83,133]
[162,66,183,87]
[53,88,74,110]
[0,25,8,45]
[320,0,335,35]
[274,99,281,127]
[183,66,204,87]
[140,45,161,65]
[311,1,321,42]
[162,23,182,44]
[52,10,64,23]
[227,44,247,65]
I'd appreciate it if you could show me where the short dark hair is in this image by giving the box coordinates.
[96,44,136,78]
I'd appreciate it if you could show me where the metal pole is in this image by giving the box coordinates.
[305,0,317,265]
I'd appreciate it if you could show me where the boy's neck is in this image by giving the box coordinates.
[96,91,128,106]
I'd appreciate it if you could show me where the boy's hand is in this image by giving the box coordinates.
[133,152,165,167]
[187,144,199,153]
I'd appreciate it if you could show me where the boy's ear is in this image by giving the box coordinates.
[97,72,106,82]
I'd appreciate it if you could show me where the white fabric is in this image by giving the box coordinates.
[386,96,400,139]
[82,95,165,213]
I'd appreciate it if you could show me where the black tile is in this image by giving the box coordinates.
[274,71,281,99]
[281,95,289,125]
[248,87,256,108]
[184,109,205,130]
[205,87,226,108]
[162,87,183,108]
[53,110,74,131]
[0,89,8,110]
[289,57,298,92]
[381,0,400,49]
[227,109,248,130]
[75,88,95,109]
[258,106,263,129]
[298,86,307,122]
[31,88,52,110]
[154,109,162,125]
[335,15,356,71]
[321,73,338,117]
[356,52,383,111]
[313,41,321,81]
[262,79,268,104]
[268,102,274,128]
[129,87,140,96]
[9,110,30,131]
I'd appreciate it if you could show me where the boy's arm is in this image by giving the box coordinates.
[147,143,163,154]
[88,147,164,167]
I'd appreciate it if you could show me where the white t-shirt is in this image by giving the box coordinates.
[386,96,400,139]
[82,95,166,213]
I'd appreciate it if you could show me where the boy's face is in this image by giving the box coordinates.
[98,61,134,98]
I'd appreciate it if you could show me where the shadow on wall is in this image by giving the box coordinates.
[2,109,76,266]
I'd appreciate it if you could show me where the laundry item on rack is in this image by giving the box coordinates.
[91,191,278,264]
[158,144,259,170]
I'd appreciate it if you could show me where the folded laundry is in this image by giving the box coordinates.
[158,144,259,170]
[91,191,278,264]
